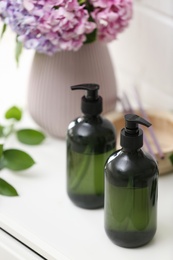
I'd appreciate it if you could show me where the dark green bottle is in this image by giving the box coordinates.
[67,84,116,209]
[104,114,158,247]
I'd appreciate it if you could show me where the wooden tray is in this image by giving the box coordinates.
[105,110,173,175]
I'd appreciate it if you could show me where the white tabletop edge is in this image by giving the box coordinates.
[0,213,70,260]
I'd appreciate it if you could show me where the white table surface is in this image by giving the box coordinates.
[0,133,173,260]
[0,31,173,260]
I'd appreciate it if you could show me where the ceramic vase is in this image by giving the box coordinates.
[27,42,117,138]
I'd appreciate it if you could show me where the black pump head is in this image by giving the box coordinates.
[71,83,102,115]
[120,114,151,151]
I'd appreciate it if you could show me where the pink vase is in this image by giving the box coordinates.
[27,42,117,138]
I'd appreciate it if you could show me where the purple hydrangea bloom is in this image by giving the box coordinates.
[0,0,133,55]
[90,0,133,42]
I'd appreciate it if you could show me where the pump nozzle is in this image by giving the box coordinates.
[121,114,152,150]
[71,83,102,116]
[71,84,99,101]
[125,114,151,135]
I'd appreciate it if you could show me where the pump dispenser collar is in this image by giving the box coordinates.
[71,83,102,116]
[121,114,151,151]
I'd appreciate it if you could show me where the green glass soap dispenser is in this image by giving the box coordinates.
[67,83,116,209]
[104,114,159,247]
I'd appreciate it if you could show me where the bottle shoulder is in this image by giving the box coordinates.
[105,149,159,186]
[67,116,116,154]
[67,116,116,138]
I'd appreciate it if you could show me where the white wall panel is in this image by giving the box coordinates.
[109,2,173,109]
[139,0,173,17]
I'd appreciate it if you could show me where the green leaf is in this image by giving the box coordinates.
[0,144,3,158]
[85,29,97,44]
[169,153,173,165]
[3,149,35,171]
[15,39,23,65]
[5,106,22,121]
[0,24,7,39]
[53,6,59,9]
[78,0,86,4]
[16,129,46,145]
[0,158,4,170]
[0,125,4,137]
[0,178,18,196]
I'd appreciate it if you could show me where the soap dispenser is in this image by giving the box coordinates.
[104,114,158,247]
[67,83,116,209]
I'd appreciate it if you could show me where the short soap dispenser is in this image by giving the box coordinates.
[104,114,159,247]
[67,83,116,209]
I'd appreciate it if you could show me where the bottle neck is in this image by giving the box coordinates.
[83,114,101,119]
[122,147,141,153]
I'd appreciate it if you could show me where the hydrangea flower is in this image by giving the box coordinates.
[90,0,133,42]
[0,0,133,55]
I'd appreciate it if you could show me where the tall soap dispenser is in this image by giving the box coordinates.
[104,114,159,247]
[67,83,116,209]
